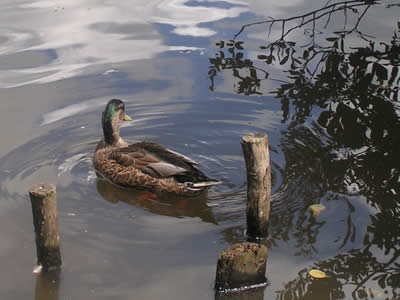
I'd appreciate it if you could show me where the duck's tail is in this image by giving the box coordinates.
[184,180,221,189]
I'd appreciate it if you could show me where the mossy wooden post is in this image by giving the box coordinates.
[215,242,268,291]
[29,184,61,271]
[241,133,271,238]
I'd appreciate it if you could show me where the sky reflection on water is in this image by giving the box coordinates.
[0,0,251,87]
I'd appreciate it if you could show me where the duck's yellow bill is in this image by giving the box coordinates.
[123,114,132,121]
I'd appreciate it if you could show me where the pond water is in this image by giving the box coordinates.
[0,1,399,299]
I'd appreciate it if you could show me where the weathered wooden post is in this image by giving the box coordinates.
[241,133,271,238]
[215,242,268,291]
[29,184,62,271]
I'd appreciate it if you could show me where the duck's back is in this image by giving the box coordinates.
[93,141,220,195]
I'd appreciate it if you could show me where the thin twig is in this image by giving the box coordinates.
[271,3,374,43]
[349,3,372,33]
[324,5,335,29]
[234,0,380,39]
[267,21,274,38]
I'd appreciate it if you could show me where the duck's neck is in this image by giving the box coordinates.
[102,113,122,146]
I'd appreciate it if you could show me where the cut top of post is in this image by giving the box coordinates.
[241,133,270,167]
[241,133,268,144]
[29,183,56,198]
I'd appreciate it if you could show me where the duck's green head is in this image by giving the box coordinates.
[102,99,132,145]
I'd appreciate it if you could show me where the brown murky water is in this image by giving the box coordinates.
[0,1,399,299]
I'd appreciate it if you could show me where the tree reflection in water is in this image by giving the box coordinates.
[209,1,399,298]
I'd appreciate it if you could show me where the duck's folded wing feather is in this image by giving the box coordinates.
[111,142,191,178]
[143,161,187,178]
[110,146,156,168]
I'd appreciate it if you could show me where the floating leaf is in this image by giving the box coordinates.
[309,269,327,279]
[309,204,326,217]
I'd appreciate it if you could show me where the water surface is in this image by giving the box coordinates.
[0,1,399,299]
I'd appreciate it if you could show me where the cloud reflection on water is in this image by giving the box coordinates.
[0,0,249,87]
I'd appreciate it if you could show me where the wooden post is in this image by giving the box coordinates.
[241,133,271,238]
[215,242,268,291]
[29,184,62,271]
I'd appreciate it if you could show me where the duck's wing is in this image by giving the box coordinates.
[111,142,197,179]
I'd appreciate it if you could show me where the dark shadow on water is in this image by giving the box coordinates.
[96,180,218,224]
[34,270,60,300]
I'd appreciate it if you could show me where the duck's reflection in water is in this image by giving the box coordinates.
[96,180,218,224]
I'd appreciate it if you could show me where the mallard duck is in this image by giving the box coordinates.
[93,99,220,196]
